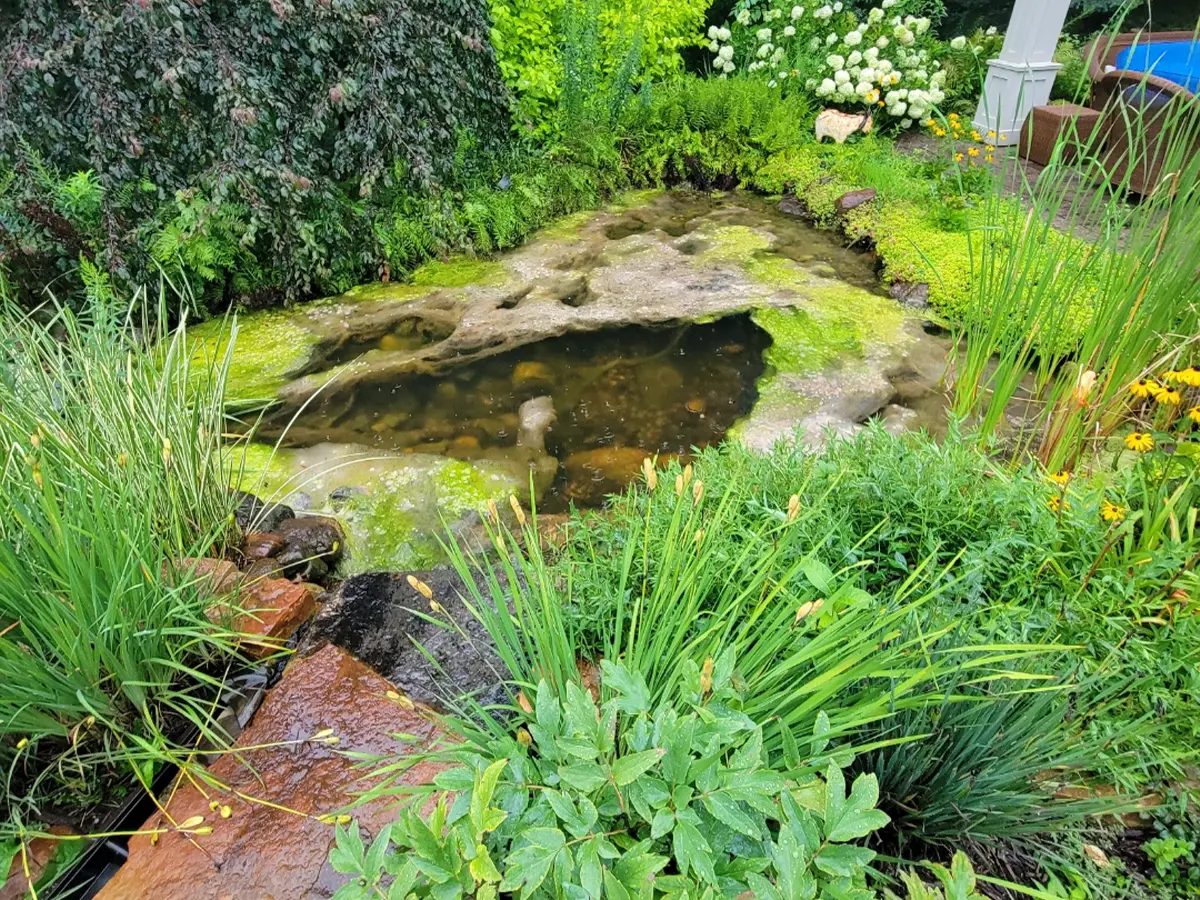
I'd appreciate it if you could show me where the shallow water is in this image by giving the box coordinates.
[269,315,770,508]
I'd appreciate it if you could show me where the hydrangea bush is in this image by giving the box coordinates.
[712,0,970,129]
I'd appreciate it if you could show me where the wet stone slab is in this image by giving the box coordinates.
[303,569,509,710]
[97,644,444,900]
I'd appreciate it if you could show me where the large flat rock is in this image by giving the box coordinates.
[97,644,443,900]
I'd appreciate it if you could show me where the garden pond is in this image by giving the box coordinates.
[197,189,954,572]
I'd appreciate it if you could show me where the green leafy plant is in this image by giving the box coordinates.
[335,662,891,900]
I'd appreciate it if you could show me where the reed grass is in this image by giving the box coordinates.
[0,289,244,831]
[947,46,1200,471]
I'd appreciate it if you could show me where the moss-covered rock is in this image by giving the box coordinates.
[410,256,506,288]
[190,312,322,403]
[226,442,529,575]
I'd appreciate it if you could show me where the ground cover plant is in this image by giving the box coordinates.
[0,289,248,862]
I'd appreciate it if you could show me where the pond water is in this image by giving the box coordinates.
[263,315,770,508]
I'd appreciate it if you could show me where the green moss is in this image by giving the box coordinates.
[433,458,503,516]
[191,311,321,402]
[224,442,298,495]
[339,495,442,575]
[333,281,433,304]
[410,256,506,288]
[700,224,774,260]
[606,188,667,212]
[753,306,861,376]
[535,209,597,240]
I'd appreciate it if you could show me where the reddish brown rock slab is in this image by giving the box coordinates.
[97,643,445,900]
[1,825,76,900]
[242,531,287,560]
[229,577,321,657]
[164,557,241,598]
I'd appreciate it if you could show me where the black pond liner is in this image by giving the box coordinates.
[41,668,275,899]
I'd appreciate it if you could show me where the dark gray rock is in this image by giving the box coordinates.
[778,196,810,219]
[234,491,295,533]
[888,281,931,309]
[304,570,508,709]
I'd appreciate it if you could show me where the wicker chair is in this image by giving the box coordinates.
[1084,31,1200,195]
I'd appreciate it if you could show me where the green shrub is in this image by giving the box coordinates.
[1050,35,1092,104]
[489,0,707,134]
[0,0,508,304]
[620,77,815,186]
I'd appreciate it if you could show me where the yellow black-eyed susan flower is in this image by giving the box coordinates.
[1048,470,1071,487]
[1179,367,1200,387]
[1129,378,1157,399]
[1125,432,1154,452]
[1190,406,1200,424]
[1047,495,1068,512]
[1100,499,1126,523]
[1157,387,1182,405]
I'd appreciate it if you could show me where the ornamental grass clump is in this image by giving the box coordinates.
[0,288,244,832]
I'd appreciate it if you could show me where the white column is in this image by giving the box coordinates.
[972,0,1072,145]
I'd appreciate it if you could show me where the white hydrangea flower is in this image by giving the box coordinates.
[867,7,883,23]
[834,68,851,84]
[950,35,967,50]
[847,50,862,65]
[768,80,777,87]
[900,30,914,45]
[826,32,839,45]
[928,87,945,103]
[791,5,805,19]
[809,37,821,50]
[772,46,785,62]
[844,30,862,45]
[875,36,888,48]
[913,68,927,80]
[855,79,873,94]
[814,5,833,19]
[784,25,796,36]
[930,70,946,86]
[889,100,907,115]
[833,1,843,10]
[826,53,845,68]
[876,59,892,73]
[849,65,861,78]
[896,87,907,97]
[757,43,772,58]
[723,60,736,72]
[736,9,751,25]
[708,25,719,39]
[757,27,773,40]
[718,27,732,40]
[817,77,835,95]
[884,89,900,103]
[900,117,912,127]
[915,17,930,34]
[890,15,901,24]
[881,0,896,7]
[719,44,734,61]
[986,25,997,35]
[859,66,876,81]
[708,39,719,52]
[837,81,855,97]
